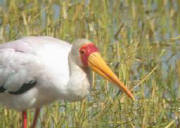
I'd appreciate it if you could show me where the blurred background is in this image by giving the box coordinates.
[0,0,180,127]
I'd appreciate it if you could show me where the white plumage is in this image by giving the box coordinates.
[0,36,90,111]
[0,36,134,128]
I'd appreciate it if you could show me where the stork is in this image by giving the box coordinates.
[0,36,134,128]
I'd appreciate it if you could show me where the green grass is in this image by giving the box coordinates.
[0,0,180,127]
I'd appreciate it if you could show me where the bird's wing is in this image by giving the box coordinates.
[0,47,41,95]
[0,36,72,95]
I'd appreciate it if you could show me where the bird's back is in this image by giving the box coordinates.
[0,36,72,110]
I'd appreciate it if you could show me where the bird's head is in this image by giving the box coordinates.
[71,39,135,100]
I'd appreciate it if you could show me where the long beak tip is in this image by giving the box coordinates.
[131,96,136,101]
[128,91,135,101]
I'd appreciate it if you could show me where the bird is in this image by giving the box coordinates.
[0,36,135,128]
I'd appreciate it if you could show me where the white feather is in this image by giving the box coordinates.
[0,36,91,111]
[0,36,71,110]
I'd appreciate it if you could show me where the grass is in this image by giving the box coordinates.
[0,0,180,127]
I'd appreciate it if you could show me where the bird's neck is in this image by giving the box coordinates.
[68,53,91,79]
[65,54,91,101]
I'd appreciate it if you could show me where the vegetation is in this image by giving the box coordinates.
[0,0,179,127]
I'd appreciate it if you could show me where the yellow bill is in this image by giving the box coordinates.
[88,52,135,101]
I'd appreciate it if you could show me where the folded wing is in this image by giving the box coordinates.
[0,47,40,95]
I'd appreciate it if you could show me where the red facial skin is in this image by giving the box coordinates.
[79,43,99,66]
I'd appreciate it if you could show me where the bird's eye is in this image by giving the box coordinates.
[80,50,85,55]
